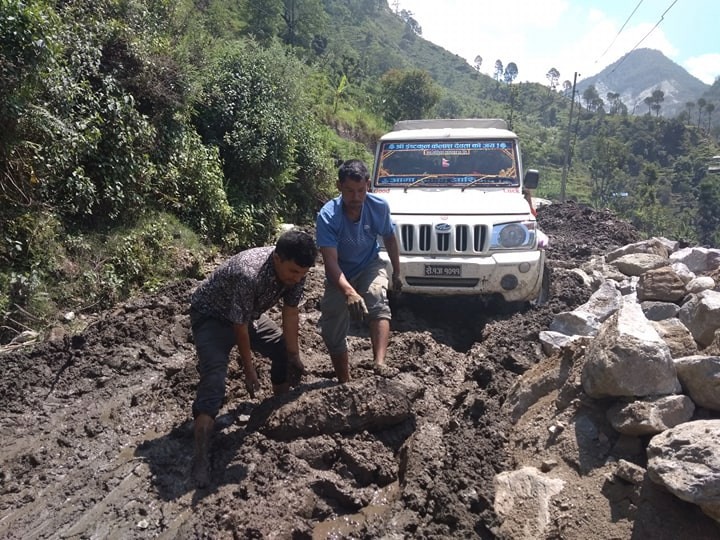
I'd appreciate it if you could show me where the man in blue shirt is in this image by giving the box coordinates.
[316,159,402,382]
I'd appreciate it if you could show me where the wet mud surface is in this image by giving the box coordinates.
[2,201,716,538]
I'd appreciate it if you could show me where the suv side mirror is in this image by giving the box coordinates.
[524,169,539,189]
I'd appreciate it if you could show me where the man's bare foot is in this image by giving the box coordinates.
[191,452,210,488]
[373,363,399,377]
[289,357,305,374]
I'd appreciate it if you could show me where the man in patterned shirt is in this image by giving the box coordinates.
[189,229,317,487]
[316,159,402,382]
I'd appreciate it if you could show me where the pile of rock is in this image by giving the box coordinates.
[537,237,720,522]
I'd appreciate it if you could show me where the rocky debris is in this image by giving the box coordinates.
[513,235,720,528]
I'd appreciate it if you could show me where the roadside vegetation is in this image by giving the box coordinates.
[1,0,719,343]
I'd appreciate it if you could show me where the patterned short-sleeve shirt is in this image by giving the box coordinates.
[190,246,304,325]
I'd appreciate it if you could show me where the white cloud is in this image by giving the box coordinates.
[684,54,720,85]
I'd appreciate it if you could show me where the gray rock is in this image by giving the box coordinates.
[675,355,720,411]
[494,467,565,538]
[678,290,720,347]
[582,301,680,398]
[641,301,679,321]
[647,420,720,522]
[607,395,695,436]
[611,253,668,277]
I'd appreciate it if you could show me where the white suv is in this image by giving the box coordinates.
[371,118,548,304]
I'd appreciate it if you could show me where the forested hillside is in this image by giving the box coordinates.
[1,0,719,343]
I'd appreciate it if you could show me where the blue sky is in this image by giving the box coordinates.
[394,0,720,86]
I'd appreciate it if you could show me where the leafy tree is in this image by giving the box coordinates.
[606,92,626,115]
[503,62,518,84]
[546,67,560,91]
[582,84,599,110]
[20,2,162,229]
[650,88,664,116]
[697,98,707,126]
[473,55,482,73]
[399,9,421,35]
[697,173,720,246]
[631,165,672,236]
[493,60,503,82]
[562,79,572,98]
[643,95,653,115]
[435,95,464,118]
[281,0,328,48]
[379,68,440,123]
[245,0,283,43]
[705,103,715,131]
[0,0,59,212]
[194,40,329,244]
[588,131,628,207]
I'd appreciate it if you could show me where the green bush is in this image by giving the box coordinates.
[194,39,332,246]
[151,126,235,243]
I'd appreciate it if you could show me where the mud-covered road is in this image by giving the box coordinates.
[3,202,712,539]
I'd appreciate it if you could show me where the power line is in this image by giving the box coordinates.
[607,0,679,75]
[595,0,644,63]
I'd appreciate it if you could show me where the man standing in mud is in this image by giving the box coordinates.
[316,159,402,382]
[189,229,317,487]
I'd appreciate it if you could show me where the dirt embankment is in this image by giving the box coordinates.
[2,201,717,539]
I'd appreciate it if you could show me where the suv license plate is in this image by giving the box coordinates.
[424,264,461,277]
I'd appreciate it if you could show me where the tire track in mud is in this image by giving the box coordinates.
[0,288,200,538]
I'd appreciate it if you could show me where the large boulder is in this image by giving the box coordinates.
[581,301,680,398]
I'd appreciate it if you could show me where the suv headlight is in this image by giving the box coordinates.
[490,221,536,250]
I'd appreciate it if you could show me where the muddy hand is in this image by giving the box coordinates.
[244,372,260,398]
[392,273,403,294]
[288,352,305,374]
[346,292,368,321]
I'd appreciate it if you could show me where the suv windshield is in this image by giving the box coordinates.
[374,140,519,188]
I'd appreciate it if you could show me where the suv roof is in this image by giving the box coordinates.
[383,119,516,141]
[392,119,508,130]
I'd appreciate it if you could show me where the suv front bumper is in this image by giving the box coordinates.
[380,249,545,302]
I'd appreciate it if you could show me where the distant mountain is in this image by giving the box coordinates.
[576,48,709,118]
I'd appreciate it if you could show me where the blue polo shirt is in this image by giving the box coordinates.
[316,193,395,279]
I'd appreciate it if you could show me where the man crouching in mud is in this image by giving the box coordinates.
[188,229,317,488]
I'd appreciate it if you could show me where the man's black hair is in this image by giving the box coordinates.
[275,229,318,268]
[338,159,369,183]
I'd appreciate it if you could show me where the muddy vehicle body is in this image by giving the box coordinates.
[371,118,548,305]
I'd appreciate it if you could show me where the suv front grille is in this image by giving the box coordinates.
[399,223,487,254]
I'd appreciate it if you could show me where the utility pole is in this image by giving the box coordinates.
[560,72,579,203]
